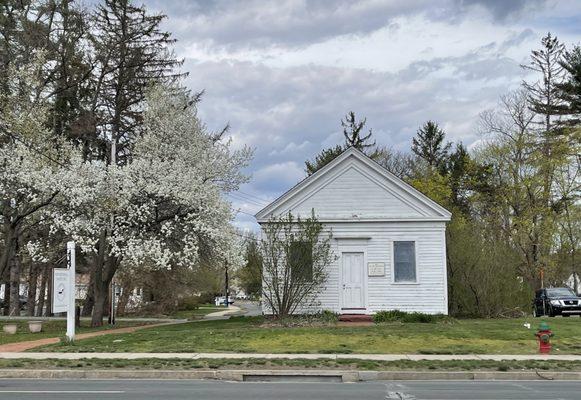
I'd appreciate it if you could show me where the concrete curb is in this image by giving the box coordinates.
[0,369,580,382]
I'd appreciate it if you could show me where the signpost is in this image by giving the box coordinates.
[53,241,76,341]
[66,241,76,341]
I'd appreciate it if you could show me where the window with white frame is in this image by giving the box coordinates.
[393,241,416,282]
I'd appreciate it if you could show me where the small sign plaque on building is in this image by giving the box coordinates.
[368,262,385,277]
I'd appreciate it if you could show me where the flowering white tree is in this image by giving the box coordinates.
[0,55,96,315]
[53,85,252,325]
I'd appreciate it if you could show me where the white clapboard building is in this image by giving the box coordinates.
[255,147,452,315]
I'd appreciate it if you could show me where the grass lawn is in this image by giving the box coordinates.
[0,320,153,346]
[35,316,581,355]
[3,358,581,372]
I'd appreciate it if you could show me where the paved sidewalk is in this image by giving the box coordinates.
[203,305,242,319]
[0,320,188,353]
[1,352,580,361]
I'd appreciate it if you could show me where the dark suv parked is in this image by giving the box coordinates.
[533,287,581,317]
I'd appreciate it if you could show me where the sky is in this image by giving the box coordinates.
[140,0,581,232]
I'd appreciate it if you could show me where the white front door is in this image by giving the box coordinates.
[341,252,365,310]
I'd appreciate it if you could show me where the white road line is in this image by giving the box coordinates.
[0,390,125,394]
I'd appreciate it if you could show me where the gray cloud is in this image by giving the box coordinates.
[134,0,574,231]
[144,0,550,51]
[458,0,547,22]
[184,39,525,194]
[145,0,433,50]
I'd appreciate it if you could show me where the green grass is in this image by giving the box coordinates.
[2,357,581,372]
[0,320,153,345]
[34,316,581,355]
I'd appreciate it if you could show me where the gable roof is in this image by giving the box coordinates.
[255,147,452,222]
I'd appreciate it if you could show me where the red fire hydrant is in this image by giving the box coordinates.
[535,321,554,354]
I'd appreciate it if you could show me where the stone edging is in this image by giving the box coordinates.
[0,369,580,382]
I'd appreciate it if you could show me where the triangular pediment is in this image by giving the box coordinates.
[255,148,451,222]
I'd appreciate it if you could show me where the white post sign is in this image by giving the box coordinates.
[53,242,76,340]
[52,269,69,313]
[66,241,76,341]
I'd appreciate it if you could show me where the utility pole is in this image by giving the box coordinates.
[224,261,229,308]
[107,134,117,324]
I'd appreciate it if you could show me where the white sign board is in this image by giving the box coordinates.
[368,262,385,277]
[52,268,69,313]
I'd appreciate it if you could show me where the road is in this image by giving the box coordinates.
[0,379,580,400]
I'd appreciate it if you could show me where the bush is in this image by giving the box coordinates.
[177,296,202,311]
[319,310,339,324]
[373,310,407,323]
[373,310,446,324]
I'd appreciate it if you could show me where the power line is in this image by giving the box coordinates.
[236,190,272,204]
[227,193,267,207]
[231,192,268,206]
[235,209,257,217]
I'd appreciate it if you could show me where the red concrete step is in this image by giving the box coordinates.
[338,314,373,322]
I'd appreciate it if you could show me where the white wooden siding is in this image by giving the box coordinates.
[315,221,448,315]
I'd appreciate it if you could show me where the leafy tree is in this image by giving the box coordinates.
[260,212,334,319]
[446,216,529,317]
[478,90,557,289]
[411,120,451,170]
[374,146,417,181]
[304,145,343,176]
[342,111,376,151]
[444,143,493,215]
[238,236,263,298]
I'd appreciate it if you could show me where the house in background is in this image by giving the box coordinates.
[255,147,452,316]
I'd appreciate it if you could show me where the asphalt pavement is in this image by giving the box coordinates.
[0,379,580,400]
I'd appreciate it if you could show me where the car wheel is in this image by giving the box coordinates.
[533,307,541,317]
[563,314,571,318]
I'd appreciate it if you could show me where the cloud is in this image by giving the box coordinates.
[458,0,547,22]
[136,0,579,231]
[253,161,305,193]
[147,0,551,54]
[146,0,438,51]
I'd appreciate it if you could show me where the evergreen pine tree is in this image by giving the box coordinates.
[305,145,344,176]
[556,45,581,126]
[411,120,451,169]
[342,111,376,151]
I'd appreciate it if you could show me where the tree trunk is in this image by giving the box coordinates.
[43,266,53,317]
[26,263,39,316]
[81,269,95,317]
[2,281,10,316]
[91,251,118,327]
[0,222,17,289]
[91,280,108,327]
[36,267,48,317]
[8,243,21,316]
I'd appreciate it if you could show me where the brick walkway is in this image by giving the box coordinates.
[0,321,183,353]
